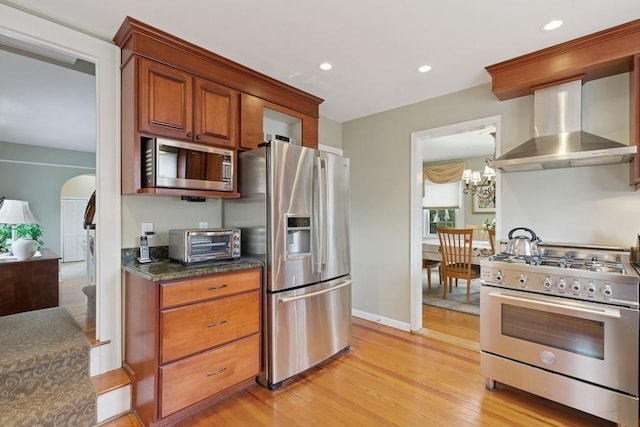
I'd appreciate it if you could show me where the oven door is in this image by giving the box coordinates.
[481,285,639,396]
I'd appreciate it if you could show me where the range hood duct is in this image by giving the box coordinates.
[490,79,636,172]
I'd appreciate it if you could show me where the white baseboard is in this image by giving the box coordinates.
[97,385,131,423]
[351,309,410,332]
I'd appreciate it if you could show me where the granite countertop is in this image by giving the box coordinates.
[123,257,263,282]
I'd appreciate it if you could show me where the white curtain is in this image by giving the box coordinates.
[422,161,465,208]
[422,180,460,208]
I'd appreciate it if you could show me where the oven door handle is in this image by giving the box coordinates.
[489,291,622,319]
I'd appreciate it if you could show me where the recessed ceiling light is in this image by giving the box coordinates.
[542,19,563,31]
[418,65,432,73]
[319,62,333,71]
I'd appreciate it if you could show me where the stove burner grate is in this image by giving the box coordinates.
[489,254,627,274]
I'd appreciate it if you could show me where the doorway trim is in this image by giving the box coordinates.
[409,115,501,332]
[0,4,122,373]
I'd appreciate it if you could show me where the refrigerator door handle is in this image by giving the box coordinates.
[278,280,352,303]
[312,157,322,272]
[319,157,328,271]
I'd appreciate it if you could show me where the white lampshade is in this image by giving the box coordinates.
[483,165,496,179]
[0,199,40,225]
[471,171,482,185]
[461,169,473,183]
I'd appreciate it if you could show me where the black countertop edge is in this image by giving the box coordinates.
[123,257,264,282]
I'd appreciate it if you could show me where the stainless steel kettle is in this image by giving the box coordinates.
[504,227,540,256]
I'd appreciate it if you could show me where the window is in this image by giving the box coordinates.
[423,208,457,237]
[422,179,460,237]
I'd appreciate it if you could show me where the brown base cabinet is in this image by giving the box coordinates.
[123,267,261,426]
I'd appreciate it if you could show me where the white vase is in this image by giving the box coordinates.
[11,238,37,260]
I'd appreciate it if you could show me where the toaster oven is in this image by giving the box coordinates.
[169,228,240,264]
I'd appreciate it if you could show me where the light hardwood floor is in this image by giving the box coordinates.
[104,315,616,427]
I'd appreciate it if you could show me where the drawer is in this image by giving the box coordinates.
[161,268,261,308]
[160,334,259,418]
[161,290,260,363]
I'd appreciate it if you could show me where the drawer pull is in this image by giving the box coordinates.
[207,320,227,328]
[206,366,227,377]
[207,284,228,291]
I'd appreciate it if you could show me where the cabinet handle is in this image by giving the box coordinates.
[206,366,227,377]
[187,131,193,137]
[207,320,227,328]
[207,284,228,291]
[196,134,201,140]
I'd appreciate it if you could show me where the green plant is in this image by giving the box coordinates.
[482,218,496,231]
[0,224,44,251]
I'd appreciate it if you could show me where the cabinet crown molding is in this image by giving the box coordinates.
[485,18,640,100]
[114,16,323,117]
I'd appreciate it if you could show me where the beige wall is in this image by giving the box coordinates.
[343,73,637,325]
[319,116,343,148]
[121,196,222,248]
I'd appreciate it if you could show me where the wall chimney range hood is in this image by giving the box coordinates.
[490,79,636,173]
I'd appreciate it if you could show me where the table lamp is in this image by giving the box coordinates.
[0,199,41,260]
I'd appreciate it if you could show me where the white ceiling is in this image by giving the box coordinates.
[426,129,495,163]
[0,48,96,152]
[1,0,640,153]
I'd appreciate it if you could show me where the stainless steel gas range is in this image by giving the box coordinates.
[480,243,639,427]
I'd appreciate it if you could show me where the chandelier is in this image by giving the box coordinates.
[461,159,496,203]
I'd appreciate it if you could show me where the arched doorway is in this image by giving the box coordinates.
[59,174,96,336]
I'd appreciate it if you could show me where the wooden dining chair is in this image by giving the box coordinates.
[422,257,441,290]
[437,228,481,302]
[488,229,496,254]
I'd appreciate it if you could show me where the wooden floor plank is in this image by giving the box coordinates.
[422,303,480,342]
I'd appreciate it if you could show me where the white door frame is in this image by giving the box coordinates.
[0,4,122,373]
[409,116,501,331]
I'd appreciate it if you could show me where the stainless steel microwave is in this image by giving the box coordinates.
[142,138,233,192]
[169,228,241,264]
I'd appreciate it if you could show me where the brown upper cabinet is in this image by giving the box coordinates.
[114,16,323,196]
[139,58,238,148]
[240,93,318,150]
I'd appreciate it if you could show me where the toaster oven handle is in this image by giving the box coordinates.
[490,292,622,319]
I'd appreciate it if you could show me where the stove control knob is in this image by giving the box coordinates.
[603,285,613,298]
[587,282,596,295]
[518,274,527,285]
[495,271,504,281]
[543,277,552,289]
[557,279,567,291]
[571,280,581,293]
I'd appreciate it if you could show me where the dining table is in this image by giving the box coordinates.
[422,238,493,265]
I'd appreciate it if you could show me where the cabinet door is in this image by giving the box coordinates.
[160,334,259,418]
[138,58,193,140]
[301,112,318,149]
[239,93,264,150]
[194,78,238,148]
[161,290,260,363]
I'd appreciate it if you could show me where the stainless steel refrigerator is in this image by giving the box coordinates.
[223,141,351,389]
